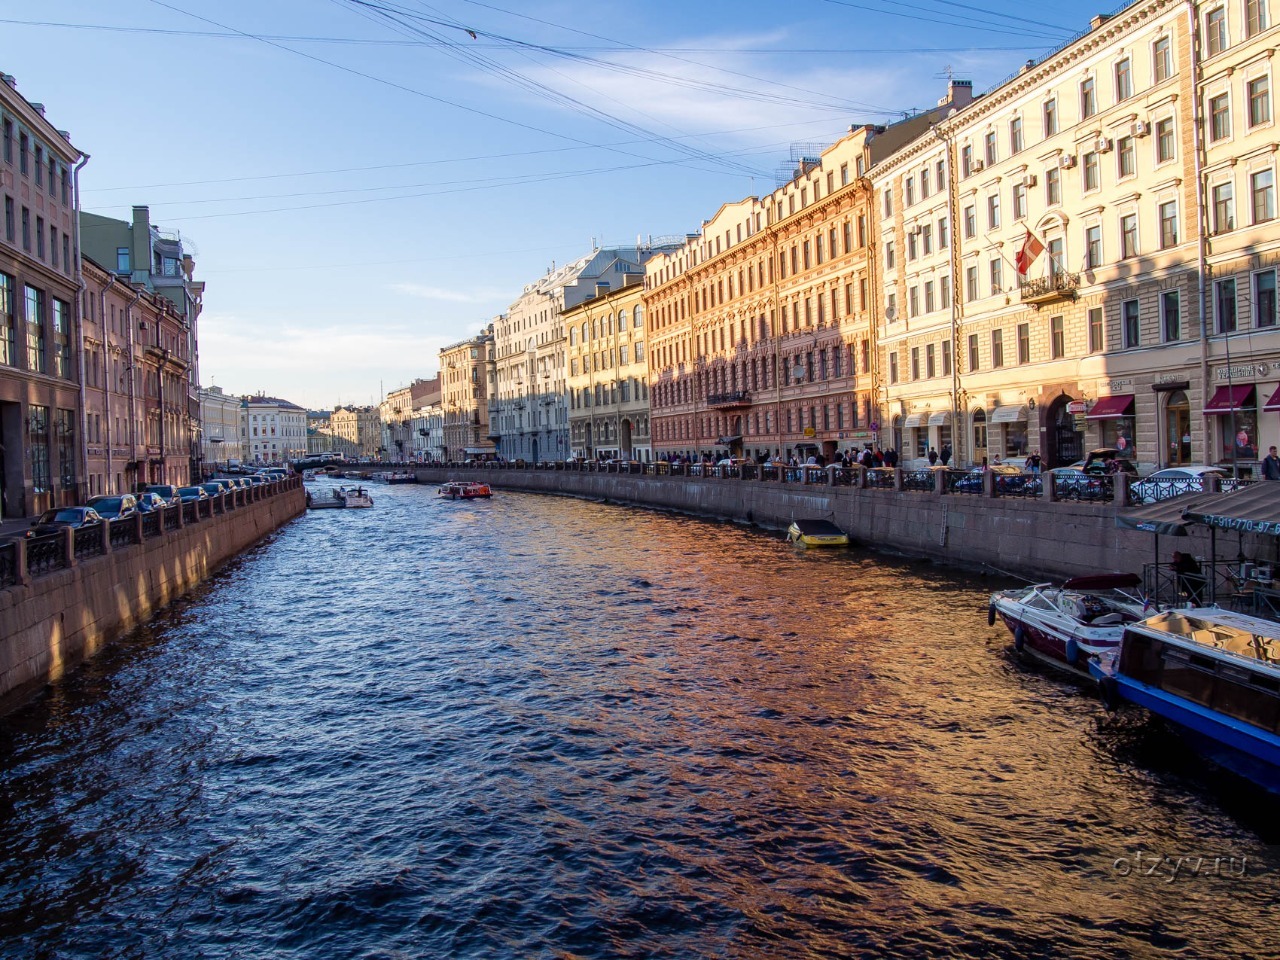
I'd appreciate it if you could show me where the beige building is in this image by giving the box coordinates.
[440,326,495,461]
[196,384,243,473]
[380,376,440,461]
[327,404,382,459]
[240,395,307,464]
[565,277,652,459]
[873,0,1279,474]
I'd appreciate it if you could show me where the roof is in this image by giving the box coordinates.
[1116,483,1280,537]
[241,395,306,411]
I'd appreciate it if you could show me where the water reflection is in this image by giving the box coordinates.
[0,481,1275,958]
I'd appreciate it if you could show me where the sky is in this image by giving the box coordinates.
[1,0,1117,410]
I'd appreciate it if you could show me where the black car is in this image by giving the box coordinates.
[85,494,139,521]
[27,507,103,537]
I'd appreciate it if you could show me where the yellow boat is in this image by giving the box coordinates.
[786,518,849,547]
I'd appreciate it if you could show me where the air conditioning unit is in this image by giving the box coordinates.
[1132,120,1150,137]
[972,160,985,172]
[1060,154,1078,169]
[1024,174,1038,187]
[909,224,922,236]
[1096,137,1113,153]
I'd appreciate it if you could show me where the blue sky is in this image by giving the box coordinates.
[2,0,1114,409]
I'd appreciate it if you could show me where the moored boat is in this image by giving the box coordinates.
[438,480,492,500]
[1090,608,1280,793]
[989,573,1146,673]
[385,472,417,484]
[336,485,374,508]
[786,518,849,547]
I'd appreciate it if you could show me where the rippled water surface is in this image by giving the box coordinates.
[1,481,1277,959]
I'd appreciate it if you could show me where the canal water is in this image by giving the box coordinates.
[0,480,1275,959]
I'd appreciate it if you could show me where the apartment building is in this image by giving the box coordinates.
[0,72,84,519]
[241,395,307,464]
[327,404,382,459]
[380,376,440,461]
[564,277,652,460]
[873,0,1279,473]
[197,384,244,473]
[440,326,495,461]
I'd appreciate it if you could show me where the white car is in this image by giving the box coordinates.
[1129,466,1227,503]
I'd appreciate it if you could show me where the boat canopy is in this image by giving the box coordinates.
[790,518,846,537]
[1138,609,1280,665]
[1117,484,1280,537]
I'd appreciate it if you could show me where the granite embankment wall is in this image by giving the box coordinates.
[0,481,305,714]
[417,467,1218,580]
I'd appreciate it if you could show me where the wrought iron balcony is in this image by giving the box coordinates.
[1020,272,1080,307]
[706,390,751,408]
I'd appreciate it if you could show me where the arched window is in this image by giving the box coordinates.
[618,309,629,328]
[581,322,588,343]
[634,306,645,328]
[569,327,577,346]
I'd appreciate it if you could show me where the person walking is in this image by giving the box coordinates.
[927,448,938,466]
[1263,445,1280,480]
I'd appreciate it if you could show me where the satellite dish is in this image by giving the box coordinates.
[792,364,806,379]
[884,304,897,321]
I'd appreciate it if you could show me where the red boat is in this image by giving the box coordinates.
[438,480,492,500]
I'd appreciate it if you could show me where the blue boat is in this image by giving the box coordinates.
[1090,608,1280,793]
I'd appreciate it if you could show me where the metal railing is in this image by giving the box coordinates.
[1052,472,1114,502]
[74,526,105,561]
[944,469,983,495]
[25,534,65,577]
[110,518,136,549]
[0,541,16,588]
[1127,477,1203,505]
[163,505,181,531]
[142,511,162,538]
[993,474,1043,499]
[901,469,936,492]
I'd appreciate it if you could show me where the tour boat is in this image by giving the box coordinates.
[989,573,1147,673]
[438,480,492,500]
[786,518,850,547]
[385,472,417,484]
[1090,608,1280,793]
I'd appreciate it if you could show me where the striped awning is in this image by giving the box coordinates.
[990,405,1028,423]
[903,414,925,428]
[928,411,951,426]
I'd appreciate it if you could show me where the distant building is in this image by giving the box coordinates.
[197,385,243,471]
[240,395,307,464]
[328,404,381,458]
[0,70,86,519]
[380,375,440,460]
[440,326,495,461]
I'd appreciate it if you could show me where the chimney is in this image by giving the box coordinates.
[595,281,610,297]
[1,74,15,89]
[1090,13,1113,29]
[943,79,974,109]
[31,103,45,116]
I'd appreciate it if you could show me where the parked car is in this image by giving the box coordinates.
[27,507,103,537]
[1066,449,1139,475]
[85,494,139,521]
[135,491,169,513]
[176,485,210,503]
[951,463,1037,494]
[199,482,231,498]
[145,484,181,505]
[1129,466,1228,504]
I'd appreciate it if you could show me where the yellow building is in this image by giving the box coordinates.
[440,326,496,461]
[327,404,381,459]
[564,278,651,459]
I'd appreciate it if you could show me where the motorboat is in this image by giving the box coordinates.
[786,518,850,547]
[302,469,317,482]
[336,485,374,508]
[385,472,417,484]
[1090,608,1280,793]
[439,480,492,500]
[989,573,1146,672]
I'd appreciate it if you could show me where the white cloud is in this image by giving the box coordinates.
[391,282,509,304]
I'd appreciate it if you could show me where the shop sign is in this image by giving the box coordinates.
[1096,378,1133,391]
[1072,414,1088,431]
[1216,363,1269,380]
[803,427,816,437]
[1065,400,1088,414]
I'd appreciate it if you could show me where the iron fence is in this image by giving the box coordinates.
[0,541,16,588]
[1052,472,1114,502]
[142,511,162,538]
[25,534,65,577]
[901,469,936,492]
[74,526,105,561]
[110,519,136,549]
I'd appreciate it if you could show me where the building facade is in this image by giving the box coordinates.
[565,276,652,459]
[240,395,307,464]
[380,376,440,461]
[197,384,243,473]
[325,404,382,459]
[441,326,495,461]
[0,72,85,520]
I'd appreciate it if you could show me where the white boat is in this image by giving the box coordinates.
[989,573,1147,673]
[336,485,374,508]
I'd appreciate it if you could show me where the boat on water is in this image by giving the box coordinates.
[989,573,1147,672]
[337,485,374,508]
[438,480,492,500]
[302,469,317,482]
[385,472,417,484]
[786,518,849,547]
[1090,608,1280,793]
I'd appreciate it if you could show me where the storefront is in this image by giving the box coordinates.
[1203,383,1257,475]
[1086,394,1136,460]
[1158,386,1192,466]
[990,405,1030,459]
[902,413,925,458]
[928,411,952,458]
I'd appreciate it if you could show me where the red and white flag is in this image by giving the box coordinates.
[1015,229,1045,276]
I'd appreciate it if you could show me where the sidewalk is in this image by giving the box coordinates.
[0,516,34,543]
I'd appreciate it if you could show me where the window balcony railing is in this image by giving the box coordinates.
[706,390,751,408]
[1020,272,1080,306]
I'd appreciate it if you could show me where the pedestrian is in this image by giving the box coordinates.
[885,447,898,468]
[1027,452,1042,474]
[928,448,938,466]
[1264,445,1280,480]
[860,448,874,469]
[873,448,884,467]
[1173,551,1205,604]
[940,443,952,466]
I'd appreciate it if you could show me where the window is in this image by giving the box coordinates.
[889,351,899,383]
[940,274,951,308]
[905,176,915,206]
[1153,36,1173,82]
[18,132,27,175]
[1086,225,1103,268]
[984,130,997,166]
[1051,316,1065,358]
[938,217,949,248]
[1013,182,1027,220]
[1081,76,1097,119]
[961,144,973,177]
[1017,322,1030,364]
[1088,306,1104,352]
[1083,152,1100,191]
[883,189,893,217]
[926,343,936,378]
[1043,97,1058,136]
[1162,290,1181,341]
[1255,270,1277,327]
[29,405,48,495]
[1213,181,1235,232]
[922,224,933,255]
[1122,299,1141,347]
[3,197,10,242]
[911,346,920,380]
[907,232,918,261]
[1115,58,1133,100]
[1215,277,1237,332]
[1246,0,1269,35]
[991,329,1004,367]
[1210,92,1231,141]
[942,340,952,376]
[1159,200,1179,247]
[24,284,45,372]
[987,193,1000,229]
[1,118,9,164]
[968,333,980,371]
[1045,166,1061,205]
[1248,77,1271,127]
[52,299,70,378]
[1117,136,1135,178]
[966,265,979,302]
[1206,7,1227,56]
[963,204,976,238]
[1047,238,1064,278]
[886,292,897,321]
[1253,170,1276,223]
[1156,117,1176,163]
[117,247,130,273]
[885,240,895,269]
[1120,213,1139,258]
[909,285,919,317]
[924,280,935,313]
[989,258,1003,295]
[0,272,12,366]
[1010,116,1023,154]
[21,207,29,251]
[936,160,945,192]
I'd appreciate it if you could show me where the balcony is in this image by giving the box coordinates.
[1019,272,1080,308]
[707,390,751,409]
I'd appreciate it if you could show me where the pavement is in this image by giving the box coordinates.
[0,516,33,544]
